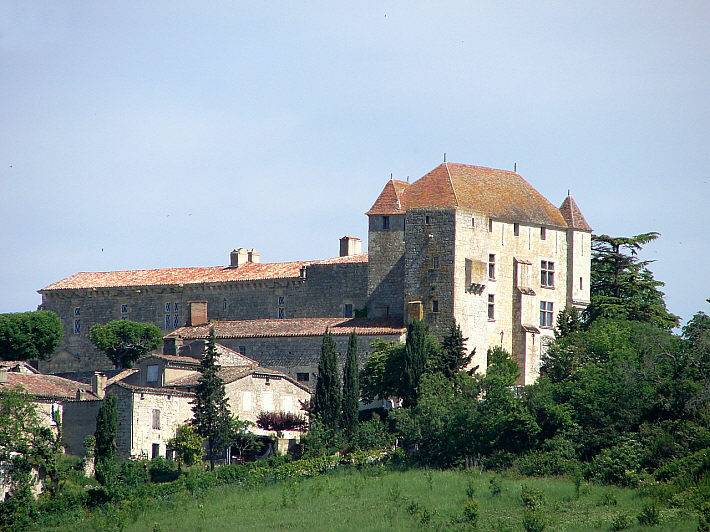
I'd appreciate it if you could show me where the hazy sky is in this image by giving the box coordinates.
[1,2,708,325]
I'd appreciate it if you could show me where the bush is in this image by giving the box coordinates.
[698,501,710,532]
[654,447,710,485]
[523,508,546,532]
[610,513,631,531]
[489,476,502,497]
[515,450,580,477]
[588,438,645,487]
[462,499,479,526]
[520,484,545,511]
[636,503,660,526]
[348,417,394,452]
[149,457,179,483]
[300,419,343,458]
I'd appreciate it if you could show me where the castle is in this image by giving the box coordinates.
[39,162,591,385]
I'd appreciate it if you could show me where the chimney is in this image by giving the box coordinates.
[247,249,261,264]
[0,368,7,384]
[230,248,249,268]
[339,236,362,257]
[91,372,107,399]
[76,388,87,401]
[186,301,209,327]
[163,336,183,355]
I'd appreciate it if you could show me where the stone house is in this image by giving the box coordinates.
[39,161,591,385]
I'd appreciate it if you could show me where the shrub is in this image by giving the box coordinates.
[348,416,394,452]
[489,476,502,497]
[149,457,179,483]
[466,479,476,499]
[610,513,631,531]
[654,447,710,484]
[462,499,479,527]
[588,438,645,487]
[520,484,545,511]
[515,451,580,477]
[300,419,344,458]
[256,411,308,432]
[597,491,618,507]
[698,501,710,532]
[523,508,546,532]
[636,503,660,526]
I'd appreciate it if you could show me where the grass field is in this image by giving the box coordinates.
[67,468,695,531]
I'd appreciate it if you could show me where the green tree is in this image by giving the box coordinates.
[94,394,117,462]
[167,424,204,471]
[403,320,432,407]
[438,322,474,379]
[341,331,360,433]
[227,417,261,461]
[587,232,678,330]
[192,326,231,470]
[89,319,162,368]
[0,310,62,361]
[555,306,583,339]
[313,330,341,429]
[360,340,406,403]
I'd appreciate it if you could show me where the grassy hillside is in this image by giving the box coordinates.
[70,468,696,531]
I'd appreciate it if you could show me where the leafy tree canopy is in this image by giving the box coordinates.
[167,424,204,469]
[89,320,162,368]
[0,310,62,361]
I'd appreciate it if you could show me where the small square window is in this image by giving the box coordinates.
[277,296,285,306]
[278,308,285,319]
[382,215,390,230]
[540,227,547,240]
[223,299,228,311]
[165,303,171,313]
[73,319,81,334]
[74,307,81,316]
[514,223,520,236]
[431,256,440,271]
[431,300,439,313]
[151,443,160,459]
[174,303,179,313]
[239,346,246,354]
[488,294,495,320]
[425,215,431,225]
[296,372,310,383]
[344,304,353,318]
[121,304,128,314]
[164,314,171,329]
[173,315,179,327]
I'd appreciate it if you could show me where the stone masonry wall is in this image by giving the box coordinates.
[366,214,405,318]
[62,400,102,456]
[39,261,368,373]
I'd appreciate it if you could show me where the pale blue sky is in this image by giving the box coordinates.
[1,2,708,324]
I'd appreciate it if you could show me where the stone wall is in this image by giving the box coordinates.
[62,400,102,456]
[366,214,405,318]
[39,261,368,373]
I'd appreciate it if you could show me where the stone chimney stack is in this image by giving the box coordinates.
[91,372,107,399]
[0,368,7,384]
[230,248,261,267]
[339,236,362,257]
[247,249,261,263]
[186,301,209,327]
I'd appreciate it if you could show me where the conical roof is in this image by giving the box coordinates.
[559,195,592,231]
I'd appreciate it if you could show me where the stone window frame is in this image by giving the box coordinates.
[514,223,520,236]
[343,303,353,318]
[488,218,493,232]
[277,295,285,306]
[425,214,431,225]
[540,301,554,328]
[431,299,439,314]
[431,256,440,271]
[120,304,129,315]
[540,260,555,288]
[488,254,496,281]
[296,372,310,383]
[164,314,171,330]
[540,226,547,240]
[73,319,81,334]
[487,294,495,321]
[382,215,390,230]
[152,409,161,430]
[73,306,81,316]
[278,307,285,319]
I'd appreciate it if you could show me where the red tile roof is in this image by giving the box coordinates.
[40,254,367,291]
[559,195,592,232]
[0,361,39,374]
[0,373,95,400]
[168,317,406,340]
[367,163,569,228]
[167,365,311,393]
[366,179,409,215]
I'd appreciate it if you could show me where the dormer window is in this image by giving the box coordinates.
[382,216,390,230]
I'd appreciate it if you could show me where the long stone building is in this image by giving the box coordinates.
[39,162,591,385]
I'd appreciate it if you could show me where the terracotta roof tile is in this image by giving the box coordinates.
[0,361,39,374]
[0,373,95,400]
[559,195,592,232]
[366,179,410,215]
[110,380,195,397]
[41,254,367,291]
[368,163,569,228]
[168,317,406,340]
[167,365,311,393]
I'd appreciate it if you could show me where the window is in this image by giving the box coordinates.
[425,215,431,225]
[223,299,228,311]
[488,218,493,232]
[151,443,160,459]
[431,256,440,271]
[164,314,171,329]
[488,254,496,280]
[277,296,285,306]
[296,372,310,383]
[173,314,179,327]
[74,307,81,316]
[471,217,475,228]
[73,319,81,334]
[465,258,472,289]
[152,409,161,430]
[540,301,554,328]
[261,391,274,411]
[121,304,128,315]
[431,300,439,313]
[579,277,583,290]
[239,346,246,355]
[344,303,353,318]
[514,223,520,236]
[278,308,285,319]
[242,391,253,410]
[488,294,495,320]
[174,303,179,313]
[147,365,159,383]
[540,227,547,240]
[540,261,555,287]
[165,303,171,313]
[382,215,390,230]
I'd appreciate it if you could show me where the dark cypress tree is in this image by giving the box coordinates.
[94,394,117,461]
[313,330,341,429]
[193,326,230,470]
[440,322,473,379]
[341,331,359,433]
[402,320,429,407]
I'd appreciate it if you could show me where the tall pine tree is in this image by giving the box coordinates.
[313,329,341,429]
[193,326,230,470]
[440,322,473,379]
[94,394,117,461]
[341,331,359,433]
[403,320,429,407]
